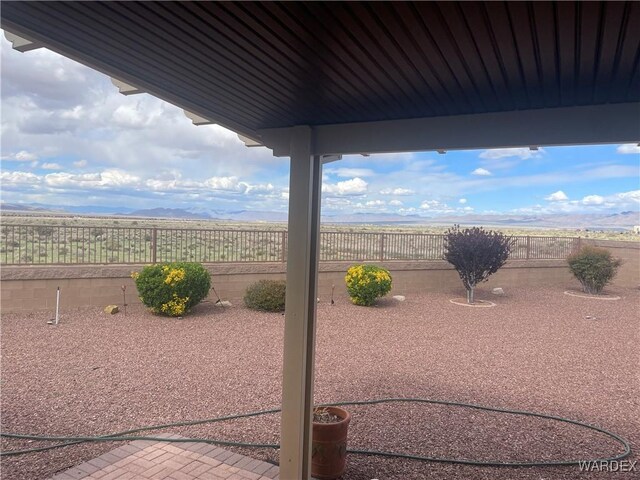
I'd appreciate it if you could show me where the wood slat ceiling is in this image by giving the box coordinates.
[2,1,639,133]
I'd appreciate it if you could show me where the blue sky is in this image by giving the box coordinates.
[1,34,639,217]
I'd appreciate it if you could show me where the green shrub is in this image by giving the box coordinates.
[132,262,211,316]
[567,246,622,294]
[244,280,286,312]
[345,264,392,306]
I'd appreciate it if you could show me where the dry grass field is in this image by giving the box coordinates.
[2,213,638,240]
[1,214,631,266]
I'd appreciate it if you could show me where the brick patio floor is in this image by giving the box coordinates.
[49,433,279,480]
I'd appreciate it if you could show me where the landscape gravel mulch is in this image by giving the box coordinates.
[1,286,638,480]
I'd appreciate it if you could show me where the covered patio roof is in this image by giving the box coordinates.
[2,2,639,479]
[2,1,639,154]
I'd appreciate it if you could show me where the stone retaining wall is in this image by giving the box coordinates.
[0,259,567,313]
[1,239,636,313]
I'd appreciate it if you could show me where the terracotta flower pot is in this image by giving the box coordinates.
[311,406,351,480]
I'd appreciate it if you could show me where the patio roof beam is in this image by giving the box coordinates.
[4,31,43,51]
[110,78,143,96]
[183,110,215,126]
[259,103,640,157]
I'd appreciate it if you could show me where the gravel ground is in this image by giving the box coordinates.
[1,286,638,480]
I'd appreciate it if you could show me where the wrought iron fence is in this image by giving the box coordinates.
[0,224,581,265]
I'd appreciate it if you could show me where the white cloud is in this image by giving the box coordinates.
[582,190,639,209]
[615,190,640,203]
[513,190,640,214]
[545,190,569,202]
[1,44,90,110]
[582,165,639,178]
[323,177,368,196]
[42,162,62,170]
[204,176,246,192]
[60,105,85,120]
[245,183,274,194]
[616,144,640,154]
[471,168,492,176]
[389,199,403,206]
[416,199,474,216]
[1,36,283,184]
[99,169,141,187]
[111,104,155,129]
[1,167,288,210]
[479,147,543,160]
[0,171,40,185]
[16,150,38,161]
[43,170,136,189]
[1,150,38,162]
[379,187,415,196]
[581,195,605,205]
[42,169,149,190]
[0,39,297,211]
[143,175,275,196]
[398,207,418,214]
[327,167,375,178]
[365,200,385,207]
[419,200,450,211]
[144,178,179,191]
[458,198,467,204]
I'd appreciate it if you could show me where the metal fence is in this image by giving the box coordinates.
[0,224,581,265]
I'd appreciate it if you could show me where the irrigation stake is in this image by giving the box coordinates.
[54,287,60,325]
[331,284,335,305]
[211,284,223,305]
[121,285,127,316]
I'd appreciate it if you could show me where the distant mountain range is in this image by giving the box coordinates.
[1,202,638,230]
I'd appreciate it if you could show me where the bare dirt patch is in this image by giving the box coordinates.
[1,286,638,480]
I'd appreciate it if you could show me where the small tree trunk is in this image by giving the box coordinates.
[467,286,475,304]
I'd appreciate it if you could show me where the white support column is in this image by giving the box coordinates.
[280,126,322,480]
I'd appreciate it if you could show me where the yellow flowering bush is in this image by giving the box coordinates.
[132,262,210,317]
[160,293,190,316]
[163,265,186,286]
[345,264,392,306]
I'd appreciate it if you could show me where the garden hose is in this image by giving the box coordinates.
[0,397,632,468]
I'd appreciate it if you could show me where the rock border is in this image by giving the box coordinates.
[563,290,621,301]
[448,299,496,308]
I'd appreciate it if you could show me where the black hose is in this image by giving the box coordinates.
[0,397,631,468]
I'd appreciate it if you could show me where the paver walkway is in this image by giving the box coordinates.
[49,433,279,480]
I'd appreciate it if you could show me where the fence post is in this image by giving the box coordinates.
[576,236,582,253]
[526,236,530,260]
[151,228,157,264]
[379,233,385,262]
[281,231,287,263]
